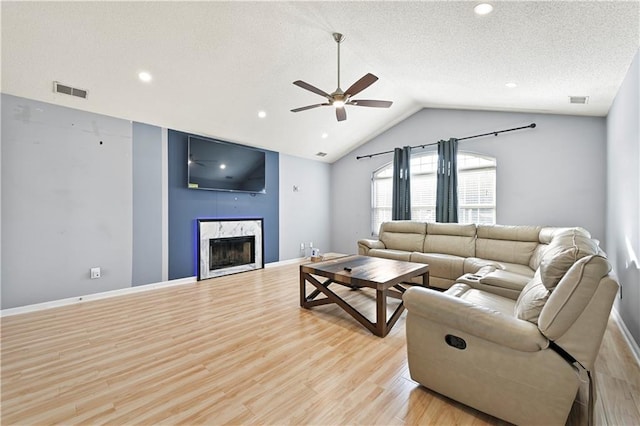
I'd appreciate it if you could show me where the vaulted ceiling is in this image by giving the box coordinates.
[2,1,638,163]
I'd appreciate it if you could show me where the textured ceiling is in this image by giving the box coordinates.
[2,1,639,163]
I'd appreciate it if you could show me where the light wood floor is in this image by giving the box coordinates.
[2,260,639,425]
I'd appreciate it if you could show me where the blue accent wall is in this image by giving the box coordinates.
[168,130,279,279]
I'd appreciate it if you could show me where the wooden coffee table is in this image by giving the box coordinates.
[300,255,429,337]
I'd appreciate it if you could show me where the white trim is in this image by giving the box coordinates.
[266,257,305,268]
[0,277,196,317]
[612,307,640,367]
[0,258,303,317]
[161,128,169,282]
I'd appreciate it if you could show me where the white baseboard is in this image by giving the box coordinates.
[266,257,306,267]
[0,276,198,317]
[1,258,303,318]
[612,307,640,367]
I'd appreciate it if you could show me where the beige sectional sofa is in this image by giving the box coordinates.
[358,221,594,297]
[359,221,619,425]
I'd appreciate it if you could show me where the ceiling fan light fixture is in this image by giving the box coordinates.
[138,71,152,82]
[290,32,392,121]
[474,3,494,15]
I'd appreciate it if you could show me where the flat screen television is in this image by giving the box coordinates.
[187,136,266,193]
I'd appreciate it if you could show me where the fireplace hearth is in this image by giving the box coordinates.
[197,218,263,280]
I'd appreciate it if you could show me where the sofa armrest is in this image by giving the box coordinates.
[403,287,548,352]
[357,238,385,255]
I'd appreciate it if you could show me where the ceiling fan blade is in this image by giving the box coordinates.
[336,106,347,122]
[291,103,330,112]
[293,80,332,99]
[344,73,378,97]
[348,99,393,108]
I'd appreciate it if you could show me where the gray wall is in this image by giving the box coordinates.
[279,154,331,259]
[607,48,639,346]
[1,94,133,308]
[132,122,163,286]
[1,93,335,309]
[330,108,607,254]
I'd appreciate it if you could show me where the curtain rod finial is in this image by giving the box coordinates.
[530,123,537,128]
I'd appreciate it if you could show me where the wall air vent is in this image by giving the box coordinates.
[569,96,589,104]
[315,152,327,157]
[53,81,88,99]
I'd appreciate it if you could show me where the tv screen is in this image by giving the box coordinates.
[188,136,266,193]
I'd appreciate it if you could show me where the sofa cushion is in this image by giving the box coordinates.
[514,271,549,324]
[378,221,427,252]
[529,227,595,270]
[463,257,535,278]
[411,252,465,280]
[479,270,531,291]
[537,231,600,289]
[447,284,516,316]
[477,224,541,241]
[538,226,591,244]
[424,223,476,257]
[367,249,412,262]
[476,225,541,265]
[538,255,612,341]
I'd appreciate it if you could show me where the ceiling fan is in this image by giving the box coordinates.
[291,33,393,122]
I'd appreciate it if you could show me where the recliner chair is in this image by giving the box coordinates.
[403,251,618,425]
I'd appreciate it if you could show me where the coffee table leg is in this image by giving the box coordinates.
[300,269,306,307]
[423,271,430,287]
[376,289,387,337]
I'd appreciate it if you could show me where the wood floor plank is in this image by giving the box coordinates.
[2,260,639,425]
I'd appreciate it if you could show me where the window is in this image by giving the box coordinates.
[371,152,496,235]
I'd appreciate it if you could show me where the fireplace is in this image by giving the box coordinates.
[197,218,263,280]
[209,236,255,270]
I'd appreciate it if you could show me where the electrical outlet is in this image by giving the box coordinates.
[90,267,101,279]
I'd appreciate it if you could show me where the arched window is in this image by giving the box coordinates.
[371,152,496,235]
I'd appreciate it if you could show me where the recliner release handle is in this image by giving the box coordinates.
[445,334,467,350]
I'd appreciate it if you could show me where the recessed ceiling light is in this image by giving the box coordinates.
[220,164,226,169]
[321,133,328,139]
[474,3,494,15]
[258,110,266,118]
[138,71,152,82]
[505,82,517,88]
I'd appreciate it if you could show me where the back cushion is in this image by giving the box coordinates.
[476,225,541,265]
[538,255,611,341]
[423,223,476,257]
[530,227,593,269]
[378,221,427,252]
[537,230,599,288]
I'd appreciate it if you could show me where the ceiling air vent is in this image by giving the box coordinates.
[53,81,88,99]
[569,96,589,104]
[315,152,327,157]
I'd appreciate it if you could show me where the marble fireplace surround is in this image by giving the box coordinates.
[197,218,264,280]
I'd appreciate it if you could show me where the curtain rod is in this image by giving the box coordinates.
[355,123,537,160]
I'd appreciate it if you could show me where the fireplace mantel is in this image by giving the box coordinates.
[197,218,264,280]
